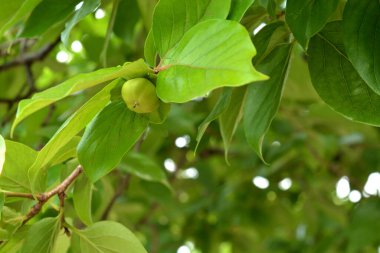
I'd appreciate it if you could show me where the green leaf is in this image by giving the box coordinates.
[219,86,247,161]
[72,221,147,253]
[78,101,149,182]
[20,216,61,253]
[28,79,121,193]
[0,141,36,193]
[347,200,380,253]
[20,0,80,37]
[49,136,81,167]
[0,0,24,30]
[61,0,101,46]
[228,0,255,21]
[73,174,93,226]
[0,192,4,220]
[196,88,233,147]
[252,21,290,63]
[121,152,168,185]
[244,44,293,163]
[308,21,380,126]
[144,30,157,67]
[0,135,5,175]
[12,59,150,135]
[285,0,339,48]
[113,0,140,45]
[343,0,380,95]
[157,19,268,103]
[152,0,231,57]
[0,0,42,36]
[0,226,28,253]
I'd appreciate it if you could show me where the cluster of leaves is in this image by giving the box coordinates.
[0,0,380,252]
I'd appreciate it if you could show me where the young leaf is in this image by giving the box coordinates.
[20,0,80,37]
[78,101,149,182]
[28,79,121,193]
[152,0,231,57]
[157,19,268,103]
[244,44,293,163]
[0,135,5,175]
[228,0,255,21]
[285,0,339,48]
[61,0,101,46]
[12,59,150,135]
[0,141,36,193]
[20,216,61,253]
[196,88,233,148]
[219,86,247,161]
[71,221,147,253]
[121,152,168,185]
[308,21,380,126]
[343,0,380,95]
[73,174,93,226]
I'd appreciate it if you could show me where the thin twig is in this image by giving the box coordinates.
[0,37,60,71]
[4,192,34,199]
[22,165,83,224]
[100,174,132,220]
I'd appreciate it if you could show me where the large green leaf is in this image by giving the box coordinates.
[28,79,121,193]
[61,0,101,46]
[152,0,231,57]
[12,59,150,135]
[228,0,255,21]
[20,216,61,253]
[73,174,93,226]
[72,221,147,253]
[0,0,42,35]
[156,19,268,103]
[285,0,339,48]
[0,135,4,175]
[308,21,380,126]
[343,0,380,95]
[196,88,233,148]
[121,152,168,185]
[219,86,247,160]
[20,0,80,37]
[0,141,36,193]
[244,44,292,163]
[78,101,149,182]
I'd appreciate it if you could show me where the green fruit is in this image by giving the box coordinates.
[121,78,159,113]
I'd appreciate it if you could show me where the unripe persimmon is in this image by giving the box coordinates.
[121,78,159,113]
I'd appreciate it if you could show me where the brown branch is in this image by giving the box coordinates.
[0,37,60,71]
[22,165,83,224]
[100,174,131,220]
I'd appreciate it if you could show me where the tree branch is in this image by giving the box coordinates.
[22,165,83,224]
[0,37,60,71]
[100,174,131,220]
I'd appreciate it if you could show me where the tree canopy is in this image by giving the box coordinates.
[0,0,380,252]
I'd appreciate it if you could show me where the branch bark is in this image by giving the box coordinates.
[0,37,60,71]
[21,165,83,224]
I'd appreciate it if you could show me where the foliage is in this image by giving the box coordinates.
[0,0,380,252]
